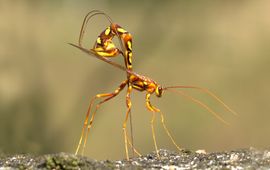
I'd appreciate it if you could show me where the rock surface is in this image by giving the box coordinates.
[0,148,270,169]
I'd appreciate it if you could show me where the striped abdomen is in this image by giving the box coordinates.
[93,23,133,70]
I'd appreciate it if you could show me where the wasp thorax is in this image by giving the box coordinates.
[155,85,163,97]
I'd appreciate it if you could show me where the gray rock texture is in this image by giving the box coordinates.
[0,148,270,169]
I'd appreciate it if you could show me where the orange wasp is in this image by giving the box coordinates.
[70,10,237,160]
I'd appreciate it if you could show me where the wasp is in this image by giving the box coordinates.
[70,10,237,160]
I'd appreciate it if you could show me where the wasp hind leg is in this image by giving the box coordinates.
[75,80,128,155]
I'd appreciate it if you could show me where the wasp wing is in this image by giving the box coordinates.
[68,43,138,76]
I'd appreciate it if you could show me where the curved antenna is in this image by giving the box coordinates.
[164,85,238,116]
[79,10,114,47]
[78,10,128,67]
[165,88,230,126]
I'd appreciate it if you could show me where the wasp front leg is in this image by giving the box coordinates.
[146,93,160,158]
[145,93,181,159]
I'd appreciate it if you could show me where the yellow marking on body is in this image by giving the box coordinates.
[149,83,156,88]
[133,85,144,91]
[129,74,136,80]
[94,47,104,52]
[117,27,127,33]
[96,51,114,57]
[105,27,111,35]
[138,82,144,86]
[96,37,101,44]
[107,42,116,50]
[127,41,132,50]
[128,53,132,63]
[146,84,156,94]
[155,88,160,96]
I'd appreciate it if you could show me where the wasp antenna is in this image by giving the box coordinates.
[165,88,230,126]
[79,10,114,46]
[164,86,238,116]
[78,10,127,66]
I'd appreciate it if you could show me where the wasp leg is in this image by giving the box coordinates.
[146,93,160,158]
[126,135,141,156]
[146,93,181,156]
[123,85,132,160]
[75,80,128,155]
[160,112,181,151]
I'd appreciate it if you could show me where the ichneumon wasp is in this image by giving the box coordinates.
[70,10,237,160]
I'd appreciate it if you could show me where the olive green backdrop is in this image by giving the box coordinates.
[1,0,269,160]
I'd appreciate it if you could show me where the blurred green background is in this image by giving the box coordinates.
[1,0,270,160]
